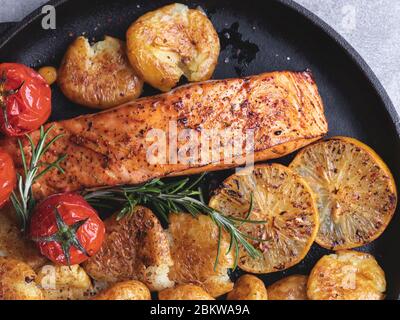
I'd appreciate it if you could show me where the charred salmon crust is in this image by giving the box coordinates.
[0,71,328,199]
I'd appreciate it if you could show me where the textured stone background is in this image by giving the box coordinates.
[1,0,399,115]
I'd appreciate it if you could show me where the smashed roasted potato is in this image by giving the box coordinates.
[0,205,47,270]
[167,213,234,297]
[159,284,214,300]
[307,251,386,300]
[93,280,151,300]
[290,137,397,250]
[209,164,319,274]
[58,36,143,109]
[36,264,93,300]
[126,3,220,91]
[268,275,308,300]
[0,257,43,300]
[83,206,174,291]
[227,275,268,300]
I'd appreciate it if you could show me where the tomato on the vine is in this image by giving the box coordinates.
[0,149,16,208]
[0,63,51,137]
[30,193,105,265]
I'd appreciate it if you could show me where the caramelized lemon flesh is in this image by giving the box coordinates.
[307,250,386,300]
[290,137,397,250]
[209,163,319,274]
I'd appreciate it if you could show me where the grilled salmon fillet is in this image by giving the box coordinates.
[0,71,327,199]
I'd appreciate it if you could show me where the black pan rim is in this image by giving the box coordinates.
[0,0,399,300]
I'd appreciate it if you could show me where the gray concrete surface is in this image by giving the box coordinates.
[1,0,399,115]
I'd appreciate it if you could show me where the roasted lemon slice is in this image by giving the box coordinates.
[290,137,397,250]
[307,250,386,300]
[209,163,319,274]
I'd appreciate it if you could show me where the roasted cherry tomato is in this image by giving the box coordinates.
[0,63,51,137]
[0,149,16,207]
[30,193,105,265]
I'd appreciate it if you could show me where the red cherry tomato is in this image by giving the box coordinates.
[0,149,16,207]
[0,63,51,137]
[30,193,105,265]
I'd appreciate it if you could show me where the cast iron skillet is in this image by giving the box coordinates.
[0,0,399,300]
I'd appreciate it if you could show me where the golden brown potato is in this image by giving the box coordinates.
[83,206,173,291]
[268,275,308,300]
[0,257,43,300]
[167,213,234,297]
[126,3,220,91]
[93,281,151,300]
[307,251,386,300]
[58,36,143,109]
[227,275,268,300]
[36,264,93,300]
[0,205,47,270]
[159,284,214,300]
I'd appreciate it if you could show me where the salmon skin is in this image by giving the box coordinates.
[1,71,328,199]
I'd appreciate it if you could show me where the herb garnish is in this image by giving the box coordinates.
[10,125,67,232]
[84,174,265,269]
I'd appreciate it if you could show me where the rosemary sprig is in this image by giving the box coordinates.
[10,125,67,232]
[84,174,266,269]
